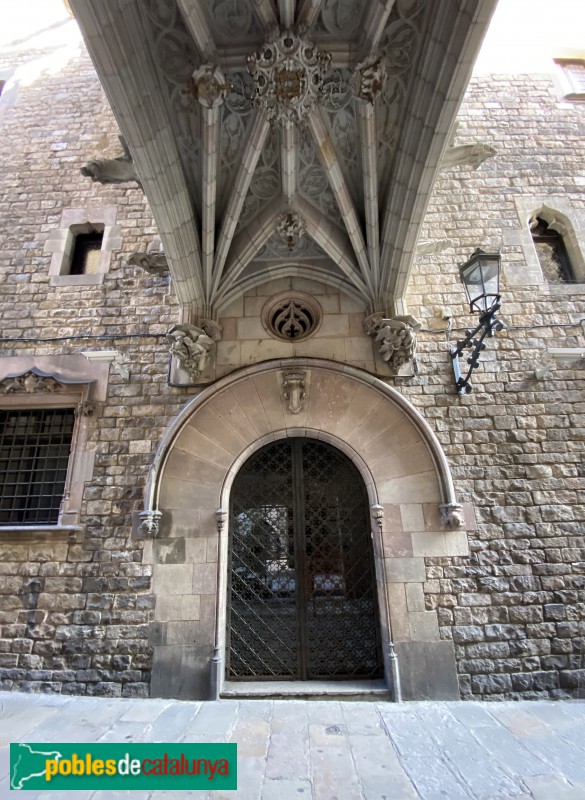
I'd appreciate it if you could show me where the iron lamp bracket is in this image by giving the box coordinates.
[450,299,504,395]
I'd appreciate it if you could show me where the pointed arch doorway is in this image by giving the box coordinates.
[226,436,383,681]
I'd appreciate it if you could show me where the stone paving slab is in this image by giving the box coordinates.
[1,693,585,799]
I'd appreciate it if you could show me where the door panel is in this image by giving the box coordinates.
[227,438,382,680]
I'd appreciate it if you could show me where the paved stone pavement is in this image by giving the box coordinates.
[1,692,585,799]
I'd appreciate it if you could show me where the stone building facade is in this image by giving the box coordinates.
[0,4,583,701]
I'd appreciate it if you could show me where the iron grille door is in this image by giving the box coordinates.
[227,437,382,680]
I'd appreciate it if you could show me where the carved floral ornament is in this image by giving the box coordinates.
[364,314,421,374]
[247,30,331,127]
[277,210,306,252]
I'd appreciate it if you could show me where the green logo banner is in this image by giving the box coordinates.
[10,742,237,791]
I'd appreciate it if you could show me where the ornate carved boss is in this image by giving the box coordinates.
[190,64,229,108]
[277,211,306,252]
[281,369,307,414]
[364,315,422,374]
[167,321,222,385]
[247,31,331,127]
[353,55,387,103]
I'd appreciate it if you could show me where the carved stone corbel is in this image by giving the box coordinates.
[370,504,384,532]
[127,251,169,276]
[439,503,465,529]
[167,323,218,385]
[281,369,307,414]
[364,315,421,375]
[139,510,162,537]
[216,508,228,533]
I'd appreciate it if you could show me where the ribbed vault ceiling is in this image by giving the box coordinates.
[70,0,498,317]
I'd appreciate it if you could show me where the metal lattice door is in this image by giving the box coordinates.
[227,438,382,680]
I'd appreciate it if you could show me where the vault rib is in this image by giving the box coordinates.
[215,204,285,304]
[202,105,221,301]
[358,101,381,296]
[296,197,370,299]
[70,0,204,308]
[362,0,396,50]
[177,0,217,61]
[307,108,374,298]
[297,0,324,28]
[281,124,298,207]
[252,0,279,29]
[212,112,271,299]
[277,0,296,29]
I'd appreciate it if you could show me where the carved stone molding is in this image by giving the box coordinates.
[200,319,223,342]
[127,251,169,276]
[353,55,387,103]
[140,510,162,537]
[440,503,465,529]
[364,314,421,374]
[0,371,64,395]
[277,210,306,252]
[81,135,141,186]
[167,324,216,384]
[247,30,331,127]
[281,369,307,414]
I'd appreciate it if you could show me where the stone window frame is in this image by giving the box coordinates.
[44,206,122,286]
[0,354,113,540]
[553,57,585,102]
[503,197,585,295]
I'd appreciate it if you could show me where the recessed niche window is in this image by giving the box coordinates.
[69,225,104,275]
[0,80,5,98]
[46,206,121,286]
[262,292,322,341]
[555,59,585,100]
[530,216,575,284]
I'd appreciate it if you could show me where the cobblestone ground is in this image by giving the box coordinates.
[1,693,585,799]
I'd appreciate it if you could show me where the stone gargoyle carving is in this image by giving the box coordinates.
[364,315,421,374]
[81,135,141,186]
[127,251,169,276]
[416,239,455,256]
[441,142,497,171]
[167,321,221,383]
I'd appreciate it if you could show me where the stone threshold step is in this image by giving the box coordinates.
[220,679,391,701]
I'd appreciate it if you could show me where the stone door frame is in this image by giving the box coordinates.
[142,358,473,701]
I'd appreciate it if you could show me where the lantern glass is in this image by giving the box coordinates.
[459,249,501,313]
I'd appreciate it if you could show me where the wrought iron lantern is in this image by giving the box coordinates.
[450,249,503,395]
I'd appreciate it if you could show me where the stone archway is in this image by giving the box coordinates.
[142,359,472,701]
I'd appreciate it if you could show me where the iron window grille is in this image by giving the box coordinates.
[0,408,74,525]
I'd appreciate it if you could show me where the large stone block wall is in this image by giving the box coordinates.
[400,75,585,698]
[0,31,184,696]
[0,22,584,700]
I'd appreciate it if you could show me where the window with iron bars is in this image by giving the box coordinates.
[0,408,74,525]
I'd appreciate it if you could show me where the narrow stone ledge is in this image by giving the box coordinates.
[0,526,84,544]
